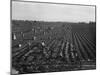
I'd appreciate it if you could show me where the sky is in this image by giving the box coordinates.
[12,1,96,22]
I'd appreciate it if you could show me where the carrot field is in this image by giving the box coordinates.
[12,20,96,74]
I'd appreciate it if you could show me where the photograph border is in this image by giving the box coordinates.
[10,0,96,74]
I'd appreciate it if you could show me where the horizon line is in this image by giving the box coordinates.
[12,19,96,23]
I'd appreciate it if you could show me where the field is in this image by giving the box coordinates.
[12,20,96,74]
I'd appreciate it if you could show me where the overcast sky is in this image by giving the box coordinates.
[12,1,95,22]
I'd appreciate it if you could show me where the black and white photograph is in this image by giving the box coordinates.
[11,0,96,74]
